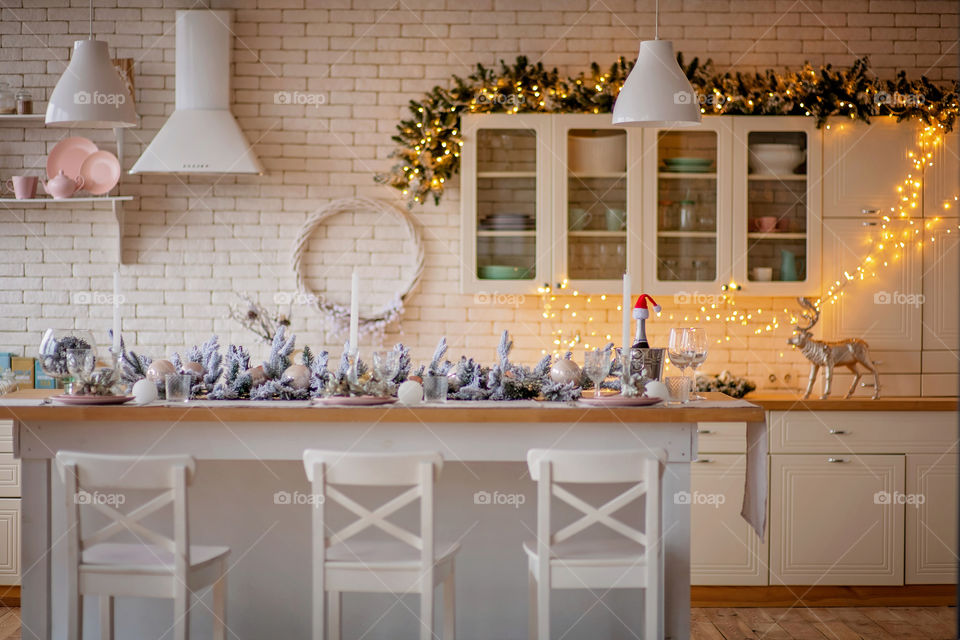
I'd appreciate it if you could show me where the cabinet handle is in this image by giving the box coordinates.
[697,429,713,434]
[861,208,879,215]
[862,221,878,227]
[694,458,713,463]
[827,457,847,463]
[828,429,847,435]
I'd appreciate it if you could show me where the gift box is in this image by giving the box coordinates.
[11,357,34,390]
[34,359,57,389]
[0,353,12,372]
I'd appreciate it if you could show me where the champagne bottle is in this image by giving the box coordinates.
[631,294,662,349]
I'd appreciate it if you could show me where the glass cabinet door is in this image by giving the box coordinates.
[553,116,634,291]
[460,115,550,293]
[642,118,732,294]
[732,117,822,295]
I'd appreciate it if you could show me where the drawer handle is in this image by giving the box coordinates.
[694,458,713,463]
[697,429,713,434]
[861,208,879,215]
[828,429,848,435]
[862,221,878,227]
[827,457,847,463]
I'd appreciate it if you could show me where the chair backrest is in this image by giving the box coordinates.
[55,451,195,578]
[302,450,443,571]
[526,448,663,550]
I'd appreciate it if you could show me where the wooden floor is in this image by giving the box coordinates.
[692,607,957,639]
[0,607,953,638]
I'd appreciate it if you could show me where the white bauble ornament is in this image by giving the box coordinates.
[181,361,204,377]
[246,365,267,388]
[282,364,311,390]
[397,380,423,405]
[132,378,158,405]
[145,359,176,383]
[644,380,670,403]
[550,359,582,385]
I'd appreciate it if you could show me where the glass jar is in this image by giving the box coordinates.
[0,83,14,115]
[15,89,32,115]
[678,200,696,231]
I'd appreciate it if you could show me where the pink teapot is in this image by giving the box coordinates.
[41,170,83,199]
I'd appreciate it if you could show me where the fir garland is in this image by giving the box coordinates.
[376,55,959,208]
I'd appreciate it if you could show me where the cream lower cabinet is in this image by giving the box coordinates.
[770,454,904,585]
[0,422,18,586]
[690,422,767,585]
[906,454,958,583]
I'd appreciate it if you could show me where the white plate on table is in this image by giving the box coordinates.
[51,394,135,405]
[313,396,397,407]
[578,395,663,407]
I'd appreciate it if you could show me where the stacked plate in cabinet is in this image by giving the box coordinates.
[46,137,121,196]
[479,212,535,231]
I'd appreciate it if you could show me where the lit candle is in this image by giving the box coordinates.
[621,272,631,355]
[112,270,121,355]
[349,268,359,355]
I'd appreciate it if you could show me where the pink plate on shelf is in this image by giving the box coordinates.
[79,150,121,195]
[578,395,663,407]
[51,394,134,406]
[46,137,98,181]
[313,396,398,407]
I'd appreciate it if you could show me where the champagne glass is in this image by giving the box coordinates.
[372,350,400,383]
[686,327,709,400]
[667,328,691,378]
[584,350,612,398]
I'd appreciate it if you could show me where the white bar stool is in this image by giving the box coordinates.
[302,450,458,640]
[524,448,664,640]
[55,451,230,640]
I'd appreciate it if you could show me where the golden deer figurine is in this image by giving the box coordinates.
[787,297,880,400]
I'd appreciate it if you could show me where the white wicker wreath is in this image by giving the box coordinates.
[291,196,425,342]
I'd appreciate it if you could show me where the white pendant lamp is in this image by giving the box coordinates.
[45,0,136,128]
[612,0,701,128]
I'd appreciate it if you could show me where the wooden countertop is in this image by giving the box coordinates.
[0,390,763,424]
[747,392,958,411]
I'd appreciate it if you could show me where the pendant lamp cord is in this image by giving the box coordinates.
[655,0,659,40]
[88,0,93,40]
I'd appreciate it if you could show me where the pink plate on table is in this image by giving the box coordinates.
[578,395,663,407]
[313,396,398,407]
[79,150,121,195]
[46,137,98,181]
[51,394,134,406]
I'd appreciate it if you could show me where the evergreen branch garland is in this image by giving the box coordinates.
[376,55,959,208]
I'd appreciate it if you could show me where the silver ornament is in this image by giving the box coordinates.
[550,359,581,385]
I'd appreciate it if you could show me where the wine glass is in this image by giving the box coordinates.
[65,348,96,392]
[583,350,612,398]
[668,328,692,378]
[686,328,709,400]
[372,350,400,383]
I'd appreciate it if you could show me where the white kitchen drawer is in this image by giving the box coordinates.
[0,421,11,454]
[690,454,767,585]
[769,411,957,454]
[0,498,19,586]
[0,455,19,498]
[695,422,746,454]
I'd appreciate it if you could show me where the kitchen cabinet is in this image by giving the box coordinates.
[821,218,922,354]
[923,127,959,218]
[906,453,958,584]
[0,422,18,586]
[731,117,822,296]
[770,453,904,585]
[690,433,767,585]
[922,221,959,395]
[822,117,918,219]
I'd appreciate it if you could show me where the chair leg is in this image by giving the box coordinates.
[536,573,550,640]
[67,592,82,640]
[174,588,190,640]
[327,591,341,640]
[212,574,227,640]
[419,583,434,640]
[527,570,537,640]
[644,586,659,640]
[99,596,114,640]
[442,565,455,640]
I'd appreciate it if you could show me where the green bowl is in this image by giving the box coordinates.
[664,157,712,166]
[479,265,533,280]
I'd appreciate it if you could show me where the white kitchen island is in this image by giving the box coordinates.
[3,394,765,640]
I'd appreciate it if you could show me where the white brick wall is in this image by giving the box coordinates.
[0,0,955,388]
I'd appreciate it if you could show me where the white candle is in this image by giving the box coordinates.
[621,272,631,354]
[349,268,359,355]
[112,270,121,355]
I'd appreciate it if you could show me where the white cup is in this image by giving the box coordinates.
[605,208,626,231]
[751,267,773,281]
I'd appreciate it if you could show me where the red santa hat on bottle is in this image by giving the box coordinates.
[632,294,662,320]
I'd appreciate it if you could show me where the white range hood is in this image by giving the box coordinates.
[130,10,263,175]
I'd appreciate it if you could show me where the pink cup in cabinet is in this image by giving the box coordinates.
[5,175,38,199]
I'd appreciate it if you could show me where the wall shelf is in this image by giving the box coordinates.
[657,230,718,238]
[658,172,717,179]
[747,232,807,240]
[748,174,807,181]
[476,230,535,237]
[0,114,45,125]
[568,230,626,237]
[476,171,537,179]
[569,172,626,180]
